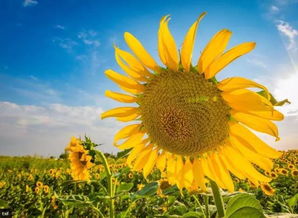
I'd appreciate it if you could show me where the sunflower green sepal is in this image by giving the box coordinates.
[257,91,290,106]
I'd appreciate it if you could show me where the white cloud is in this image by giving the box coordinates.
[276,20,298,51]
[78,30,100,47]
[53,38,78,52]
[55,25,65,30]
[270,5,280,13]
[23,0,38,7]
[0,101,124,156]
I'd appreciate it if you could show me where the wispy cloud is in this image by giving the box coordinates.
[0,101,123,156]
[54,25,65,30]
[276,20,298,51]
[78,30,100,47]
[52,37,78,52]
[23,0,38,7]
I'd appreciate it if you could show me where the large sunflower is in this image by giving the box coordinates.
[101,13,284,192]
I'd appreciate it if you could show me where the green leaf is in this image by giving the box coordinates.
[287,193,298,207]
[182,211,204,218]
[225,194,265,218]
[228,207,265,218]
[116,183,134,193]
[0,199,9,208]
[135,182,158,197]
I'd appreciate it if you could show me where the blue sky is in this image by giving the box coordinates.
[0,0,297,156]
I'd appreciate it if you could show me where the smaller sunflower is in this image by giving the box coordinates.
[36,181,43,187]
[278,168,288,175]
[288,164,295,169]
[260,183,275,196]
[25,185,31,193]
[66,137,94,181]
[291,169,298,177]
[157,179,171,196]
[35,187,41,194]
[270,172,277,179]
[128,172,134,179]
[137,184,145,190]
[43,185,50,193]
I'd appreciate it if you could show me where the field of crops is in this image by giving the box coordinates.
[0,139,297,218]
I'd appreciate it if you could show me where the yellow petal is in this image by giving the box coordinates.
[181,12,206,72]
[218,77,270,100]
[229,121,282,158]
[158,16,179,71]
[230,135,273,172]
[206,154,226,189]
[242,109,284,121]
[198,29,232,73]
[223,145,271,182]
[133,145,153,171]
[117,133,145,150]
[222,89,273,112]
[200,157,215,181]
[205,42,256,79]
[116,112,140,122]
[231,111,279,140]
[219,148,246,180]
[143,148,158,178]
[124,32,160,72]
[181,158,194,189]
[175,156,184,190]
[114,124,141,144]
[193,158,206,191]
[118,85,142,95]
[115,47,151,81]
[156,152,167,172]
[105,69,144,91]
[101,107,138,119]
[166,154,176,185]
[126,142,148,166]
[212,153,234,192]
[105,90,137,103]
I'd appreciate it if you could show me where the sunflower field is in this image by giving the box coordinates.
[0,137,297,217]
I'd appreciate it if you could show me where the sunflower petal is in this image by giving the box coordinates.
[114,124,142,145]
[230,135,273,172]
[232,111,279,140]
[156,152,167,172]
[117,133,145,150]
[126,142,148,166]
[222,89,273,112]
[198,29,232,73]
[105,69,144,91]
[115,47,152,81]
[101,107,138,119]
[181,12,206,72]
[223,145,271,182]
[242,109,284,121]
[143,148,158,178]
[158,16,179,71]
[229,121,282,158]
[218,77,270,99]
[105,90,137,103]
[116,113,140,122]
[181,158,194,189]
[193,158,206,191]
[205,42,256,79]
[124,32,160,72]
[133,145,153,171]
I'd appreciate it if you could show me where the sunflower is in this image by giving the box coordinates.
[66,137,94,181]
[101,13,283,192]
[36,181,43,188]
[288,164,295,169]
[270,172,277,179]
[260,183,275,196]
[291,170,298,177]
[278,168,288,175]
[43,185,50,193]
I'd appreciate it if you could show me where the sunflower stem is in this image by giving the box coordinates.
[210,180,225,218]
[203,195,210,218]
[97,151,115,218]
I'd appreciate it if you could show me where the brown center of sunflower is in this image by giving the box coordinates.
[139,71,230,156]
